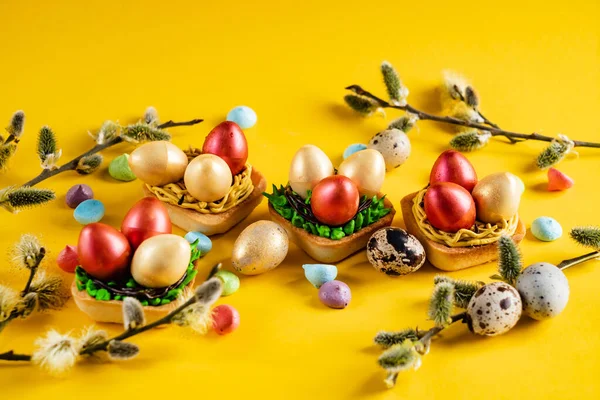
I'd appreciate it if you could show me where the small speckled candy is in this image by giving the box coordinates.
[109,154,137,181]
[74,199,105,225]
[367,129,411,170]
[226,106,257,129]
[302,264,337,288]
[343,143,367,160]
[57,245,79,273]
[212,304,240,335]
[366,228,426,276]
[65,184,94,208]
[531,216,562,242]
[184,231,212,254]
[214,270,241,296]
[516,262,569,320]
[318,280,351,309]
[467,282,522,336]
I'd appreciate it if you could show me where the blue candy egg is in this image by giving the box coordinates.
[226,106,257,129]
[74,199,105,225]
[343,143,367,159]
[531,217,562,242]
[184,231,213,254]
[302,264,338,288]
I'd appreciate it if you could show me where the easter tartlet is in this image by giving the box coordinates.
[265,145,395,263]
[401,150,525,271]
[134,121,266,236]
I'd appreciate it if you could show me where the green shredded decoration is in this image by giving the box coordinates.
[74,240,205,307]
[263,185,391,240]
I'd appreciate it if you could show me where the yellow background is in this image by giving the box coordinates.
[1,0,599,398]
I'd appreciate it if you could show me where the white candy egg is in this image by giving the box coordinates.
[367,129,411,171]
[516,262,569,320]
[467,282,522,336]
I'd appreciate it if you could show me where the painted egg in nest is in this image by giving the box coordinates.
[367,129,411,171]
[466,282,522,336]
[366,227,426,276]
[516,262,569,320]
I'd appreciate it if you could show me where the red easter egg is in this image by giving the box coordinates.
[311,175,360,226]
[212,304,240,335]
[78,223,132,281]
[202,121,248,175]
[424,182,476,233]
[430,150,478,192]
[121,197,172,250]
[57,245,79,273]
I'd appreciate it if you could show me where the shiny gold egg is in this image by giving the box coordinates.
[472,172,524,223]
[337,149,386,196]
[128,141,188,186]
[288,145,334,199]
[131,234,191,288]
[232,221,289,275]
[184,154,233,202]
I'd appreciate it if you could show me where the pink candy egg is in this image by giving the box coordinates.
[212,304,240,335]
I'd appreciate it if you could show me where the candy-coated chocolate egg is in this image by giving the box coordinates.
[77,223,132,281]
[74,199,105,225]
[232,221,289,275]
[57,245,79,273]
[212,304,240,335]
[424,182,476,233]
[429,150,478,192]
[130,234,191,288]
[202,121,248,175]
[311,176,359,226]
[337,149,386,196]
[343,143,367,159]
[367,129,411,170]
[227,106,257,129]
[128,141,188,186]
[288,145,334,199]
[472,172,524,224]
[303,264,337,288]
[214,270,240,296]
[184,154,233,202]
[121,197,172,250]
[318,280,351,309]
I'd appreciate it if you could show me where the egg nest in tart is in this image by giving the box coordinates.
[412,188,519,247]
[264,184,391,240]
[147,147,254,214]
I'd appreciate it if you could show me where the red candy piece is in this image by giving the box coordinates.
[212,304,240,335]
[547,168,574,191]
[57,245,79,273]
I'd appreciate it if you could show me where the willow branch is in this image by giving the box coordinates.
[21,247,46,295]
[346,85,600,149]
[20,118,203,188]
[0,350,31,361]
[558,251,600,270]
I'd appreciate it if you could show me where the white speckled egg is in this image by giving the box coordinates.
[516,262,569,320]
[367,129,411,171]
[366,228,426,276]
[467,282,522,336]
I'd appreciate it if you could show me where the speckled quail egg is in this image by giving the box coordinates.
[516,262,569,320]
[367,129,411,171]
[366,228,426,276]
[467,282,522,336]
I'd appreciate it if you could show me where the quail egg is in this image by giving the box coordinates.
[466,282,522,336]
[516,262,569,320]
[367,129,411,171]
[366,228,426,276]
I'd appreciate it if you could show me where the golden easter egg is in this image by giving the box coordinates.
[472,172,524,223]
[337,149,386,196]
[128,141,188,186]
[130,234,191,288]
[232,221,289,275]
[184,154,233,202]
[288,145,334,199]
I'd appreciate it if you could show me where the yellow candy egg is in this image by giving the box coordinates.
[472,172,524,223]
[337,149,386,196]
[184,154,233,202]
[232,221,289,275]
[128,141,188,186]
[131,234,191,288]
[288,145,334,199]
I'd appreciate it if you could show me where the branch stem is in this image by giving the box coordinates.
[558,251,600,270]
[0,350,31,361]
[21,247,46,295]
[346,85,600,148]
